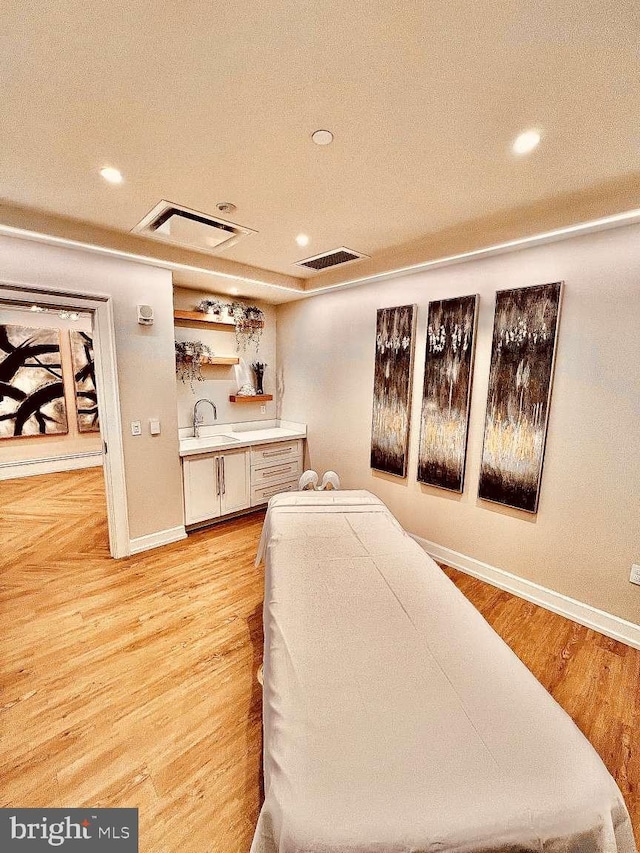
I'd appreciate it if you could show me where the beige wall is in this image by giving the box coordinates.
[0,308,101,463]
[277,223,640,625]
[0,235,183,541]
[173,286,276,430]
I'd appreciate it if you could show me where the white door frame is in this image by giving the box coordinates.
[0,280,130,558]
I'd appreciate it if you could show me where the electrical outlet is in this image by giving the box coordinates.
[630,564,640,586]
[260,405,266,414]
[131,420,142,436]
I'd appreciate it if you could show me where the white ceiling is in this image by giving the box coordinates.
[2,0,639,299]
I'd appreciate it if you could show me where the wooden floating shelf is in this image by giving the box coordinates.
[179,355,239,366]
[174,310,264,330]
[229,394,273,403]
[203,356,239,365]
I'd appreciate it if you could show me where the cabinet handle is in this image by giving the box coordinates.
[221,457,226,496]
[215,457,220,496]
[262,484,291,498]
[262,448,290,458]
[262,467,291,478]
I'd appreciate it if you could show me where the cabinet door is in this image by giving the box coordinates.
[219,450,251,516]
[183,455,221,525]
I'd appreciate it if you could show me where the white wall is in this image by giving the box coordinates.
[173,286,276,430]
[0,235,183,541]
[277,222,640,625]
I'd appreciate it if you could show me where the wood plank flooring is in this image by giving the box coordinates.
[1,468,265,852]
[1,469,638,850]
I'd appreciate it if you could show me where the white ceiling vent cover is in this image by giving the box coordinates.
[295,246,369,271]
[132,201,256,254]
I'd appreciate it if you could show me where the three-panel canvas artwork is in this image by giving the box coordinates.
[371,282,562,513]
[370,305,416,477]
[478,282,562,513]
[0,325,100,440]
[417,295,478,493]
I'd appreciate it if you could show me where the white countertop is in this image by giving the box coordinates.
[179,420,306,457]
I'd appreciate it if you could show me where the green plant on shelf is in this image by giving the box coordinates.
[190,297,265,351]
[228,302,264,352]
[195,297,223,317]
[175,340,213,390]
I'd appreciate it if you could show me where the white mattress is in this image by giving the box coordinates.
[252,490,636,853]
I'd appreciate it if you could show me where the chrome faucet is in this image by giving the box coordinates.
[193,398,217,438]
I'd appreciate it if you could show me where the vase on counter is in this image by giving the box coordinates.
[251,362,267,395]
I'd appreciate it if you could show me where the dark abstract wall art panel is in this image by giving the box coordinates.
[0,325,68,438]
[70,330,100,433]
[417,294,479,492]
[478,282,563,513]
[370,304,416,477]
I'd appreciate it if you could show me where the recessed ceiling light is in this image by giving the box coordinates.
[512,130,541,155]
[100,166,123,184]
[296,233,310,247]
[311,129,334,146]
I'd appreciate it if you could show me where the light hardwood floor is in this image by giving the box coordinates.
[1,469,638,850]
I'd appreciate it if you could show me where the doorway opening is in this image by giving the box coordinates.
[0,282,129,557]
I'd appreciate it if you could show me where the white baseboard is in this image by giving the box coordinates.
[410,535,640,651]
[129,525,187,555]
[0,450,103,481]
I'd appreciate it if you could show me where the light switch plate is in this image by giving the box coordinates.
[149,418,161,435]
[131,420,142,436]
[630,564,640,586]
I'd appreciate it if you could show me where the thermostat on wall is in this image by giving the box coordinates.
[137,304,154,325]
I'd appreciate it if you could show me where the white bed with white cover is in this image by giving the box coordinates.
[252,490,636,853]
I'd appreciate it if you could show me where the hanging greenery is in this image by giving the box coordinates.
[191,296,265,351]
[220,301,265,351]
[239,305,265,352]
[175,340,213,390]
[226,301,246,347]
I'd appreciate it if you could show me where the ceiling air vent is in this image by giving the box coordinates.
[295,247,369,271]
[132,201,256,254]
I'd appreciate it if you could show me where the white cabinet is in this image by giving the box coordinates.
[182,438,304,525]
[219,450,251,516]
[183,449,250,526]
[251,440,301,469]
[250,439,303,507]
[183,455,221,525]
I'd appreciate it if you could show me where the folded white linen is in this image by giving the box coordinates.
[255,490,398,566]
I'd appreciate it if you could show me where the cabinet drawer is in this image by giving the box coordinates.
[251,458,301,485]
[251,478,299,507]
[251,440,301,469]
